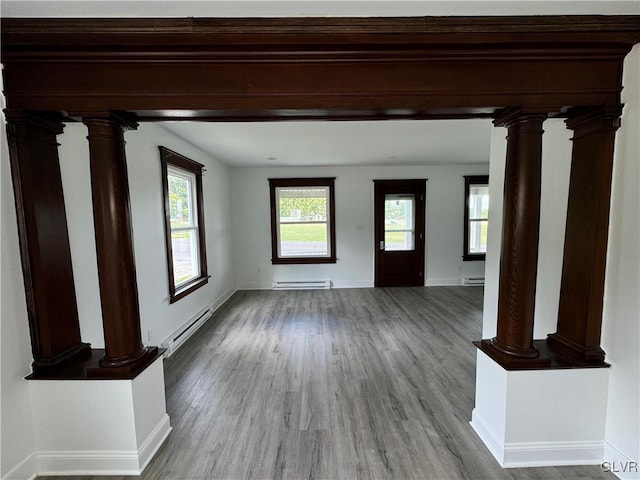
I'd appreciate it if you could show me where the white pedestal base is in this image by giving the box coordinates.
[471,349,609,468]
[29,356,171,476]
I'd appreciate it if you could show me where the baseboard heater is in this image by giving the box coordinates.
[162,306,213,357]
[272,280,331,290]
[463,276,485,286]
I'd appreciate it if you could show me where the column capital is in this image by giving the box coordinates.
[5,110,65,135]
[82,110,138,131]
[493,108,548,128]
[565,105,623,131]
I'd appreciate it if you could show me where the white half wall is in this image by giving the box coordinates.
[471,351,609,468]
[29,357,171,476]
[601,44,640,480]
[58,123,236,349]
[230,163,489,290]
[482,118,572,339]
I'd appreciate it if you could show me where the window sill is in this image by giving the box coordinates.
[169,276,209,304]
[463,254,486,262]
[271,257,337,265]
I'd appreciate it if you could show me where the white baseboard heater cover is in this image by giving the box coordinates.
[162,306,213,357]
[464,276,485,286]
[273,280,331,290]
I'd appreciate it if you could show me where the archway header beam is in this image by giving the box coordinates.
[2,16,639,119]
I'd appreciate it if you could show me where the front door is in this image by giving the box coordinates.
[374,180,426,287]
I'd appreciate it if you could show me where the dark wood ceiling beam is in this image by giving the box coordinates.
[3,16,640,47]
[2,16,637,119]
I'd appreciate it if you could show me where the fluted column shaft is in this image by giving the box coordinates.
[491,110,547,359]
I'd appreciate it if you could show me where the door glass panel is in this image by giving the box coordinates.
[384,194,415,251]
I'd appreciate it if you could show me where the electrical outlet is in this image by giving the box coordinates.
[147,329,152,343]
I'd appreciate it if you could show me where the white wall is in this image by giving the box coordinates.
[482,119,572,339]
[602,44,640,479]
[57,123,236,348]
[231,163,488,290]
[482,127,507,338]
[0,111,39,479]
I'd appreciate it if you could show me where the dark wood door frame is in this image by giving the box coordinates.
[1,16,639,375]
[374,180,426,287]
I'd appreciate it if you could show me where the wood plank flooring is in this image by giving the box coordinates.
[40,287,613,480]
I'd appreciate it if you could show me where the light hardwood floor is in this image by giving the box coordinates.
[42,287,613,480]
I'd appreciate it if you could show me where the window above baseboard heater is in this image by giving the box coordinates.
[463,276,485,286]
[273,280,331,290]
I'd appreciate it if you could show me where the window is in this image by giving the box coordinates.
[384,194,416,251]
[160,147,208,302]
[269,178,336,264]
[464,175,489,261]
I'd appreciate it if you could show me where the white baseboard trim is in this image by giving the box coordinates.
[331,281,374,289]
[425,278,462,286]
[471,409,605,468]
[35,415,172,477]
[160,286,237,355]
[502,440,604,468]
[237,283,273,290]
[138,414,172,472]
[3,452,37,480]
[470,409,505,465]
[36,450,141,477]
[211,287,237,313]
[603,441,640,480]
[238,282,375,290]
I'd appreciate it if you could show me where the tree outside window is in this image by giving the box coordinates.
[269,178,337,264]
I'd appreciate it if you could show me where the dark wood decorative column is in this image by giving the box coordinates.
[5,113,90,373]
[477,109,550,368]
[84,113,158,376]
[547,106,623,364]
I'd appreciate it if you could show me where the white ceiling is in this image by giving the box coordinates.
[160,120,492,167]
[1,0,638,17]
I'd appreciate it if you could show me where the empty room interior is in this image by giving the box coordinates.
[1,1,639,480]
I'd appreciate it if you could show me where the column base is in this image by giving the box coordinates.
[547,333,606,364]
[474,338,611,371]
[488,337,541,358]
[31,342,92,375]
[27,347,165,380]
[474,340,551,370]
[89,346,161,378]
